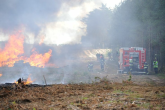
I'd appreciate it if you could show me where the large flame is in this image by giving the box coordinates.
[24,48,52,68]
[0,33,24,67]
[0,32,52,68]
[0,74,2,77]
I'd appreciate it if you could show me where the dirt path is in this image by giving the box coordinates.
[76,59,165,86]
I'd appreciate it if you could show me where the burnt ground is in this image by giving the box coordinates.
[0,59,165,109]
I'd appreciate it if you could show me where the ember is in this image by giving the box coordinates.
[0,74,2,77]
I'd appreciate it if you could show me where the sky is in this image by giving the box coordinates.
[0,0,122,45]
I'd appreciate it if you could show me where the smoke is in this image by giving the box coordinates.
[0,0,120,45]
[0,0,94,44]
[0,0,122,84]
[0,0,61,33]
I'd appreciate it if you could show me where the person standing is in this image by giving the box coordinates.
[153,59,158,74]
[100,60,104,71]
[100,54,104,62]
[88,62,93,72]
[144,62,149,74]
[96,53,100,61]
[99,54,105,71]
[129,58,133,72]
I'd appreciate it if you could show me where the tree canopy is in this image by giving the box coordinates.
[82,0,165,70]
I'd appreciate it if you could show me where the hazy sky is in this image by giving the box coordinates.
[0,0,121,45]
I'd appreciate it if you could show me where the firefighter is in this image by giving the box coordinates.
[99,54,105,71]
[129,58,133,72]
[153,59,158,74]
[144,62,149,74]
[100,59,104,71]
[88,62,93,72]
[96,53,100,61]
[100,54,104,62]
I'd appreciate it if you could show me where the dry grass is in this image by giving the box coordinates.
[0,79,165,110]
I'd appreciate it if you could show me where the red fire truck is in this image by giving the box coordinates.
[118,47,147,74]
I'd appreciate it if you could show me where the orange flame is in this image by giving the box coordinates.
[0,74,2,77]
[24,49,52,68]
[14,75,33,85]
[0,32,52,68]
[24,75,33,85]
[0,33,24,67]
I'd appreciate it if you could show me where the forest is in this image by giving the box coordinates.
[82,0,165,72]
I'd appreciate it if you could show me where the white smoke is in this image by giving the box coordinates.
[0,0,121,45]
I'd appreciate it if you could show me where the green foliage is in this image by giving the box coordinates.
[82,0,165,69]
[94,76,101,82]
[82,97,88,100]
[157,94,165,98]
[113,0,165,68]
[124,90,133,94]
[128,72,132,81]
[12,101,16,104]
[112,90,123,94]
[70,102,74,105]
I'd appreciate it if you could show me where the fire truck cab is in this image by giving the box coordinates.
[118,47,147,74]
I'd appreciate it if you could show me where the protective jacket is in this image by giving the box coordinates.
[153,61,158,68]
[88,64,93,68]
[129,59,133,71]
[129,59,133,66]
[144,63,148,69]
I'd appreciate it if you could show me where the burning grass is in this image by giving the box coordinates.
[0,78,165,110]
[0,32,52,68]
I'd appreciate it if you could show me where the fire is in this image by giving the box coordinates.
[24,49,52,68]
[14,75,33,85]
[0,32,52,68]
[0,74,2,77]
[0,33,24,67]
[24,75,33,85]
